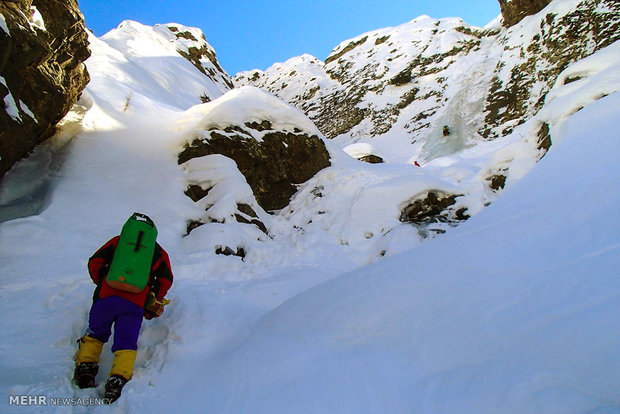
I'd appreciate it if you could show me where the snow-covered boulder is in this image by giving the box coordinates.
[178,87,331,212]
[182,153,270,241]
[343,143,384,164]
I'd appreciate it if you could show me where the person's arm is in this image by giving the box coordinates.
[150,244,173,299]
[87,236,119,284]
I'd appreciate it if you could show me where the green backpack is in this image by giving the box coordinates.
[106,213,158,293]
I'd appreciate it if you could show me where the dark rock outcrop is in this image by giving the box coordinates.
[498,0,552,27]
[359,154,384,164]
[179,120,331,212]
[0,0,90,179]
[487,171,508,193]
[536,122,552,159]
[399,191,469,225]
[215,245,246,259]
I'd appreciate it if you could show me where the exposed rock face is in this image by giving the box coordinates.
[0,0,90,179]
[179,120,331,212]
[486,170,508,193]
[498,0,552,27]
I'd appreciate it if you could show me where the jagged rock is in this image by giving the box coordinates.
[234,203,268,234]
[165,24,233,90]
[498,0,552,27]
[399,191,469,225]
[184,184,211,202]
[0,0,90,179]
[179,120,331,212]
[324,36,369,65]
[215,245,246,259]
[536,122,552,160]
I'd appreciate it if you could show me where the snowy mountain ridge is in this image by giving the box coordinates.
[85,20,232,115]
[236,0,619,164]
[0,0,619,412]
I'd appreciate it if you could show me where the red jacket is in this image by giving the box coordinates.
[88,236,173,308]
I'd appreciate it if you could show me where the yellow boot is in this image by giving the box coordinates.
[74,335,104,388]
[75,335,104,364]
[109,349,137,381]
[105,350,137,403]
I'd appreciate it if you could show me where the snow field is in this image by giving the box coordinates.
[1,4,619,412]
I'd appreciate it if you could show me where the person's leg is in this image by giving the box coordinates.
[105,300,143,402]
[85,297,117,345]
[110,301,144,380]
[109,308,142,379]
[110,301,143,354]
[74,298,117,388]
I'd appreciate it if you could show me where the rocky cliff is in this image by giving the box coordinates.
[0,0,90,179]
[235,0,619,164]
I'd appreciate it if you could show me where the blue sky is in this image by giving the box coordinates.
[78,0,501,75]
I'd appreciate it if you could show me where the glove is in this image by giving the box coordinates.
[144,291,171,320]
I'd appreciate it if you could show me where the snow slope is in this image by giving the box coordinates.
[86,20,231,115]
[0,7,619,414]
[180,92,620,414]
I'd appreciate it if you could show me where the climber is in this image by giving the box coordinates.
[73,213,173,403]
[443,125,450,136]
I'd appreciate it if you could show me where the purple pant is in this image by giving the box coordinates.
[87,296,143,352]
